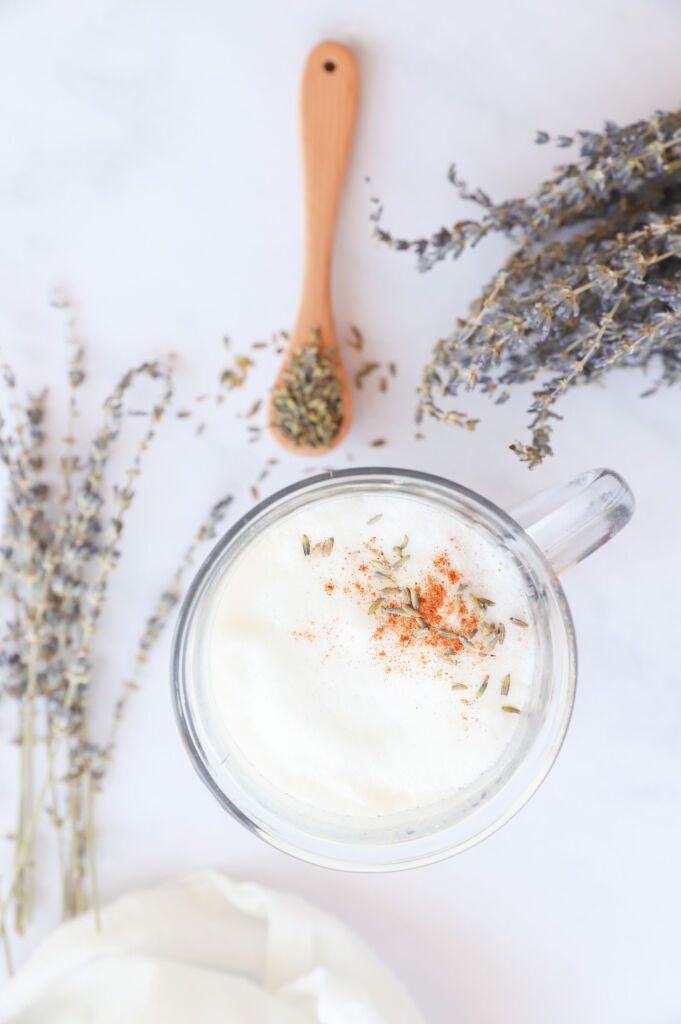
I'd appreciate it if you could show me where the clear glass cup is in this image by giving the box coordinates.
[171,467,634,870]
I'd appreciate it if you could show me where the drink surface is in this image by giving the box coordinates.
[201,491,538,819]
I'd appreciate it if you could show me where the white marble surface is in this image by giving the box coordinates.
[1,1,680,1020]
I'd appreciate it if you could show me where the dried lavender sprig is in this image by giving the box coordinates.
[0,308,243,971]
[62,361,175,920]
[63,360,174,710]
[0,353,177,937]
[103,493,233,761]
[6,390,50,933]
[374,107,681,463]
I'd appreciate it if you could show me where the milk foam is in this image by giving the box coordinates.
[202,491,538,818]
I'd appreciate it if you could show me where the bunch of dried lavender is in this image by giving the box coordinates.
[0,308,232,970]
[373,108,681,464]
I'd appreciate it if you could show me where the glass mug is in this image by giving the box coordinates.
[171,467,633,870]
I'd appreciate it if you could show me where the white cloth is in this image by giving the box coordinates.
[0,871,423,1023]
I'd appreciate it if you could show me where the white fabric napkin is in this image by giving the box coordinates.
[0,871,423,1023]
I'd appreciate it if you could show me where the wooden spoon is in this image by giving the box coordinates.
[269,41,359,455]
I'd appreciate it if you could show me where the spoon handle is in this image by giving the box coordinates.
[295,42,359,345]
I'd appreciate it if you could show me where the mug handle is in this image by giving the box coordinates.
[508,468,635,575]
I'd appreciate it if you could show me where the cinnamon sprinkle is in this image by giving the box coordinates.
[370,549,481,664]
[300,538,499,684]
